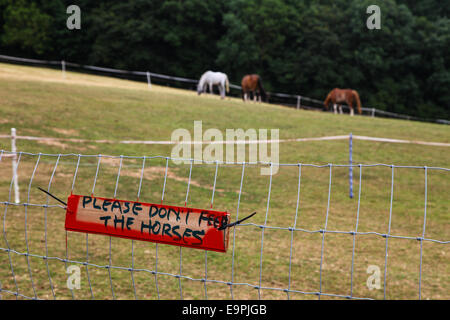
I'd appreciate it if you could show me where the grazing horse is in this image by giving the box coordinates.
[324,88,362,116]
[197,71,230,99]
[241,74,267,102]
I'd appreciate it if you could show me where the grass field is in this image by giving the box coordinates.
[0,62,448,300]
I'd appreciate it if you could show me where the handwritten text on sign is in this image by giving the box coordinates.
[65,195,230,252]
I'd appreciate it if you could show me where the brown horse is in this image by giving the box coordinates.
[241,74,267,102]
[324,88,362,116]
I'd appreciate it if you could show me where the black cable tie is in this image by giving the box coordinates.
[37,187,67,207]
[218,212,257,230]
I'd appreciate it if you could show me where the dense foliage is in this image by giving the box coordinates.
[0,0,448,119]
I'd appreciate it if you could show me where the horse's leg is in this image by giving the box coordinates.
[222,82,227,99]
[220,84,225,99]
[339,105,343,114]
[347,99,354,116]
[217,83,224,99]
[333,104,337,114]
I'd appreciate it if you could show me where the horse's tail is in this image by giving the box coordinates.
[225,76,230,93]
[197,73,205,94]
[257,76,267,102]
[352,90,362,114]
[324,91,332,110]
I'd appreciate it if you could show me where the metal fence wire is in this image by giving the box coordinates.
[0,151,448,300]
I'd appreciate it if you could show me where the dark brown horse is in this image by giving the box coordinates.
[324,88,362,116]
[241,74,267,102]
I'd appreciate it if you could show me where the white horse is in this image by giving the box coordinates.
[197,71,230,99]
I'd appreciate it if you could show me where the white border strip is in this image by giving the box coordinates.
[0,134,448,147]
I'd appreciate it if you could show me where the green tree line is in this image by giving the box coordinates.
[0,0,448,119]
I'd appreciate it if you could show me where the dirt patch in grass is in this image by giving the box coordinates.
[122,166,227,193]
[52,128,79,136]
[37,139,71,149]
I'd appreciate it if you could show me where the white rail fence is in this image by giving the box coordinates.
[1,54,448,125]
[1,127,449,207]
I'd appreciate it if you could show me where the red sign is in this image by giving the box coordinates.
[65,194,230,252]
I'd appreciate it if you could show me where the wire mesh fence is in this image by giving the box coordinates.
[0,150,448,300]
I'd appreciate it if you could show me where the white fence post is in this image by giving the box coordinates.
[349,132,353,199]
[296,96,301,110]
[371,108,375,117]
[62,60,66,79]
[11,128,20,204]
[146,71,152,89]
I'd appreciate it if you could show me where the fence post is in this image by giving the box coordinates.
[62,60,66,79]
[11,128,20,204]
[296,96,301,110]
[371,108,375,117]
[146,71,152,89]
[349,132,353,199]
